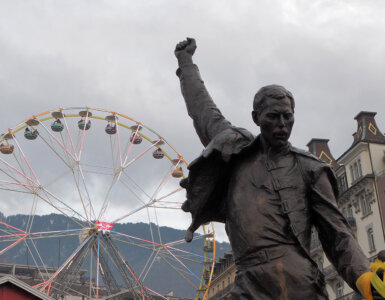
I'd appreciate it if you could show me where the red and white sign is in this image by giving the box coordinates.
[97,221,114,232]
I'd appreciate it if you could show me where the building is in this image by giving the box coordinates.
[0,275,54,300]
[308,111,385,299]
[207,111,385,300]
[206,252,235,300]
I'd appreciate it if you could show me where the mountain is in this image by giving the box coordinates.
[0,213,231,298]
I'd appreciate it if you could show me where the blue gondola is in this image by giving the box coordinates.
[105,124,117,135]
[51,119,64,132]
[24,128,39,140]
[78,119,91,130]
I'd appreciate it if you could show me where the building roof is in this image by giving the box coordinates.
[0,275,54,300]
[352,111,385,146]
[306,138,340,170]
[336,111,385,162]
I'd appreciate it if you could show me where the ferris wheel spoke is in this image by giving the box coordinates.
[115,122,123,167]
[41,168,72,189]
[161,245,205,284]
[47,281,90,299]
[39,121,77,163]
[122,125,140,167]
[28,228,86,239]
[119,176,149,205]
[24,239,50,282]
[97,171,123,221]
[109,135,118,175]
[100,235,148,299]
[70,167,92,224]
[158,254,197,289]
[62,114,79,161]
[0,179,38,188]
[137,249,157,280]
[59,133,76,165]
[141,250,163,283]
[149,165,179,246]
[111,200,152,224]
[76,113,92,161]
[112,167,174,225]
[0,157,39,186]
[40,233,95,290]
[110,237,155,252]
[75,165,97,222]
[150,163,178,202]
[12,135,41,185]
[11,151,29,184]
[0,233,27,255]
[35,188,88,227]
[0,187,35,194]
[110,231,162,248]
[120,171,151,203]
[145,206,157,251]
[154,187,184,202]
[38,134,72,169]
[144,286,170,300]
[26,194,38,233]
[122,140,160,169]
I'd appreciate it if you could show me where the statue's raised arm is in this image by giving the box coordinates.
[175,38,231,147]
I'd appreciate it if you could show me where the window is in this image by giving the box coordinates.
[358,159,363,177]
[367,227,376,252]
[360,193,372,216]
[353,162,359,180]
[338,173,348,194]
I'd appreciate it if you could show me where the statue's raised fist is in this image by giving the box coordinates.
[175,37,197,58]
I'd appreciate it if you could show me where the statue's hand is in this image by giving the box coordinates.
[174,37,196,59]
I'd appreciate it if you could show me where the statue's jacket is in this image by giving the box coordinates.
[176,63,369,291]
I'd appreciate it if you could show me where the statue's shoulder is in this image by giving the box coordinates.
[202,126,255,162]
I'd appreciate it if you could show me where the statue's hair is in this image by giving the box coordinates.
[253,84,295,114]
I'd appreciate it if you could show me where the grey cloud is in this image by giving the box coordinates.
[1,0,385,242]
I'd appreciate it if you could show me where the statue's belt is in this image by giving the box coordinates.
[235,244,295,268]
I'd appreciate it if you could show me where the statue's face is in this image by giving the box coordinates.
[253,97,294,148]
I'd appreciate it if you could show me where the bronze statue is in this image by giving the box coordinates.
[175,38,375,299]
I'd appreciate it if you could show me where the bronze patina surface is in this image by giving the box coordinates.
[175,38,369,299]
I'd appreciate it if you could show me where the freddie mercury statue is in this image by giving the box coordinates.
[174,37,376,300]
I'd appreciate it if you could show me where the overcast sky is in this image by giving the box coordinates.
[1,0,385,241]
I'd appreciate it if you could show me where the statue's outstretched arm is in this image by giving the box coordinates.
[175,38,231,147]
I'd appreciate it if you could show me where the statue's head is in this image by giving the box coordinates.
[252,85,295,149]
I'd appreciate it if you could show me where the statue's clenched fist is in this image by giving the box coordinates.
[174,37,197,59]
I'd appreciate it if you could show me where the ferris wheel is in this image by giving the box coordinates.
[0,107,216,300]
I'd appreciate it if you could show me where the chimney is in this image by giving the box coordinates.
[306,138,339,170]
[353,111,385,145]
